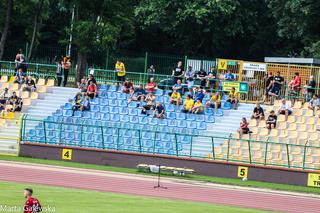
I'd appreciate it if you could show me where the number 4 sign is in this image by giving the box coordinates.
[62,149,73,160]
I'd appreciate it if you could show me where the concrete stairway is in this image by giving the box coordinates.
[191,103,255,157]
[0,86,78,155]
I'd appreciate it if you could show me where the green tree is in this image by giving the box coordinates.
[0,0,13,60]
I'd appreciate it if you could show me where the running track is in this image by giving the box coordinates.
[1,161,320,213]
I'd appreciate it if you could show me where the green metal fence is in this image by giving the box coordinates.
[21,115,320,171]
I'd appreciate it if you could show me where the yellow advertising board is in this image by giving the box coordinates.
[307,173,320,187]
[218,59,228,70]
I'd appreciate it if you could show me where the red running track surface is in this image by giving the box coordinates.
[0,162,319,213]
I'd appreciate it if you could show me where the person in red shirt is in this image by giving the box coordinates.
[292,72,301,95]
[24,188,42,213]
[145,77,157,93]
[87,81,98,99]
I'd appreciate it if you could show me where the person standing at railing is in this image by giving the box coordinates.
[62,55,71,87]
[185,66,195,93]
[115,60,126,86]
[55,55,63,86]
[15,49,27,72]
[207,66,217,92]
[196,69,207,87]
[268,71,284,101]
[172,61,184,84]
[291,72,301,101]
[307,75,316,100]
[262,72,274,103]
[147,65,155,82]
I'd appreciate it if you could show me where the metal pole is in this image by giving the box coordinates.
[264,141,268,166]
[68,5,75,56]
[211,137,215,160]
[286,144,290,168]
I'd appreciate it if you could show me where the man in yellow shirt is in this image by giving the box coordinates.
[191,99,204,114]
[206,92,221,111]
[227,87,239,109]
[115,60,126,85]
[181,94,194,113]
[170,90,181,106]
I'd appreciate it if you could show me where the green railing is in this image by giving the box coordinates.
[21,115,320,171]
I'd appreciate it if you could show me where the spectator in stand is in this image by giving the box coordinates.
[62,55,71,87]
[262,72,274,103]
[308,94,320,114]
[206,92,221,111]
[122,78,134,94]
[237,117,250,138]
[227,87,239,109]
[145,77,157,93]
[147,65,155,81]
[191,99,204,114]
[302,80,309,102]
[172,61,184,84]
[115,60,126,85]
[6,92,23,112]
[224,70,235,81]
[185,66,195,93]
[181,94,194,113]
[268,71,284,100]
[193,86,205,102]
[266,110,277,130]
[278,99,292,120]
[55,56,63,86]
[23,76,36,92]
[15,49,27,72]
[196,69,207,87]
[290,72,301,100]
[170,89,181,107]
[128,84,146,104]
[80,95,90,112]
[87,81,98,99]
[172,79,183,95]
[207,66,217,90]
[0,88,11,104]
[154,102,165,119]
[14,68,25,86]
[141,93,156,115]
[307,76,316,100]
[77,79,87,93]
[72,93,83,114]
[251,103,265,120]
[86,74,97,86]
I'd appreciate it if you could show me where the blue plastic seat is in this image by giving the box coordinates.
[63,109,72,117]
[165,90,173,96]
[177,120,187,128]
[64,103,72,110]
[197,122,207,130]
[128,101,137,108]
[163,96,170,104]
[143,140,153,148]
[215,109,224,116]
[120,115,129,123]
[156,96,163,103]
[85,133,94,142]
[186,113,195,121]
[118,93,127,100]
[90,98,99,105]
[110,107,119,114]
[108,85,117,92]
[129,116,139,124]
[91,112,101,120]
[139,117,148,125]
[27,129,36,137]
[101,106,109,113]
[205,108,214,115]
[100,98,109,106]
[155,141,164,149]
[99,90,107,97]
[155,89,163,96]
[101,113,110,121]
[168,120,176,127]
[83,111,91,119]
[119,100,127,107]
[187,121,197,129]
[110,114,120,122]
[148,117,158,126]
[159,119,168,126]
[176,113,186,120]
[166,104,175,112]
[99,84,107,91]
[167,112,176,120]
[223,102,232,110]
[164,142,173,149]
[119,107,128,115]
[108,92,117,99]
[205,115,215,123]
[73,110,82,118]
[129,108,138,116]
[64,124,74,132]
[55,109,63,117]
[36,129,45,137]
[109,99,118,107]
[196,114,205,122]
[91,105,100,112]
[46,116,54,122]
[65,132,75,140]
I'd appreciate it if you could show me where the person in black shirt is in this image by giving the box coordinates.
[268,71,284,99]
[172,61,184,84]
[87,74,97,86]
[266,110,277,130]
[251,103,264,120]
[197,69,207,87]
[307,75,316,100]
[154,103,165,119]
[23,76,36,92]
[263,72,273,103]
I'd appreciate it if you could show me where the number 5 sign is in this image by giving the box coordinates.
[62,149,73,160]
[238,166,248,178]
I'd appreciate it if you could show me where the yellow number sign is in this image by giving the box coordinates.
[62,149,72,160]
[218,59,227,70]
[307,173,320,187]
[238,166,248,178]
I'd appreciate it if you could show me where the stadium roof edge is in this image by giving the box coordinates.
[264,57,320,65]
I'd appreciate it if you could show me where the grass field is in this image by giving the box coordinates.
[0,155,319,195]
[0,181,269,213]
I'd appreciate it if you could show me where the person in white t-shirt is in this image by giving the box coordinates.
[278,99,292,120]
